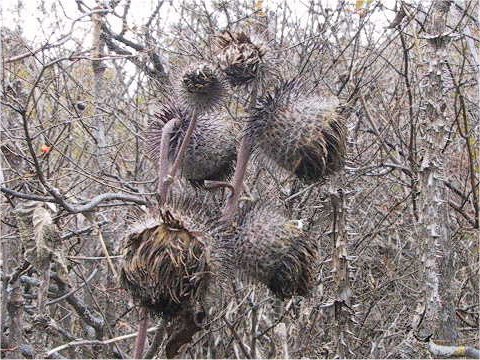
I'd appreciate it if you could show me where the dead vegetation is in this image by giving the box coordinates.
[1,0,478,359]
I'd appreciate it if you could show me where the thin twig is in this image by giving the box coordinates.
[46,326,159,358]
[85,215,118,279]
[143,325,164,359]
[223,316,252,359]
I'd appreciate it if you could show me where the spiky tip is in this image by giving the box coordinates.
[247,79,299,137]
[179,63,229,113]
[144,101,191,161]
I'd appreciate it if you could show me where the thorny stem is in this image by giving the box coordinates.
[129,118,182,359]
[169,110,199,179]
[135,118,180,359]
[133,308,149,359]
[221,136,253,222]
[157,111,200,204]
[157,118,180,205]
[331,188,351,358]
[141,112,202,359]
[221,85,258,222]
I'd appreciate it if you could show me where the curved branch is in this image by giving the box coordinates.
[46,326,159,358]
[100,23,167,80]
[1,187,147,213]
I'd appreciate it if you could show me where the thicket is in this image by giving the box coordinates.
[1,1,478,359]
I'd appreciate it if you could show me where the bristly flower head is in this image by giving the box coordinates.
[247,79,348,183]
[178,62,229,114]
[145,101,238,186]
[214,31,268,87]
[219,201,318,299]
[120,190,227,319]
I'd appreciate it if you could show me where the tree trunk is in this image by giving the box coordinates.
[416,0,458,345]
[331,186,353,358]
[92,6,108,171]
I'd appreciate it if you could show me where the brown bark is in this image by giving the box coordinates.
[331,187,353,358]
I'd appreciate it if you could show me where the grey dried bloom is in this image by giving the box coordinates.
[247,80,347,183]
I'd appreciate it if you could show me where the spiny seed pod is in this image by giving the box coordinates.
[247,80,347,183]
[178,62,229,114]
[214,31,267,86]
[120,192,227,318]
[145,102,238,187]
[224,203,318,299]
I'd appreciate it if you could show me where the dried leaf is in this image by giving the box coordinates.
[32,206,54,269]
[14,201,67,278]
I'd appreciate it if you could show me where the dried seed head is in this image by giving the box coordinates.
[247,80,347,183]
[223,203,318,299]
[120,192,226,318]
[214,31,267,86]
[179,63,229,113]
[145,102,238,186]
[120,215,210,317]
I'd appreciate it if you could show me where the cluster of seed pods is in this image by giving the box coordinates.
[120,30,347,358]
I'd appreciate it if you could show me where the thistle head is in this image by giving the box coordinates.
[120,190,227,318]
[145,104,239,185]
[214,31,267,87]
[246,79,348,183]
[222,201,318,299]
[178,63,229,114]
